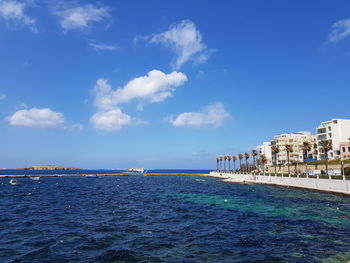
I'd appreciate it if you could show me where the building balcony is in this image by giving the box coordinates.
[317,128,326,134]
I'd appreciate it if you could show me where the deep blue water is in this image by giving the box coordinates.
[1,175,350,262]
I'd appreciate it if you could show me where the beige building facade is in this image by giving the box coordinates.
[271,132,316,165]
[316,119,350,160]
[340,141,350,160]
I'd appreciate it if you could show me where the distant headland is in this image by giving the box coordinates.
[16,165,82,170]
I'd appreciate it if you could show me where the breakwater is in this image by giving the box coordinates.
[207,171,350,195]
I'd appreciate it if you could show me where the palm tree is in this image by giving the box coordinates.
[271,145,280,176]
[227,156,232,172]
[244,152,250,173]
[320,140,332,179]
[301,141,311,177]
[224,156,227,172]
[216,157,220,171]
[251,149,258,172]
[238,154,243,172]
[219,156,223,171]
[256,158,262,174]
[260,154,268,176]
[232,156,237,172]
[285,144,293,177]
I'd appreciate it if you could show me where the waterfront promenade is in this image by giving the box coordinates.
[207,171,350,195]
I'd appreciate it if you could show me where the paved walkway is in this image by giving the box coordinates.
[206,172,350,195]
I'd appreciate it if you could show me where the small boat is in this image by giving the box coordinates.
[30,176,41,181]
[86,174,98,178]
[9,179,19,185]
[195,179,206,182]
[122,168,146,176]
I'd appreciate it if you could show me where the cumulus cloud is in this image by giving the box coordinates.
[54,4,110,31]
[329,18,350,42]
[169,102,230,128]
[91,70,186,132]
[140,20,214,69]
[7,108,65,128]
[0,0,36,31]
[93,70,187,110]
[7,107,83,130]
[90,108,131,132]
[89,42,118,51]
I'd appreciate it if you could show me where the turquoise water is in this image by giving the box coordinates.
[0,175,350,262]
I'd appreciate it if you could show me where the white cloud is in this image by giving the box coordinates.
[91,70,186,132]
[7,108,65,128]
[134,118,149,126]
[54,4,110,31]
[93,70,187,110]
[169,102,230,128]
[0,0,36,31]
[7,107,83,130]
[329,18,350,42]
[68,123,83,131]
[90,108,131,132]
[143,20,214,69]
[89,42,118,51]
[0,93,6,100]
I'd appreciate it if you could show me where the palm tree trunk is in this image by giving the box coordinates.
[228,160,230,172]
[233,161,236,173]
[245,159,248,174]
[305,161,308,178]
[274,163,277,176]
[287,153,290,177]
[326,151,329,179]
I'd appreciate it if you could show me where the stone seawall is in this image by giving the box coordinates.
[207,171,350,195]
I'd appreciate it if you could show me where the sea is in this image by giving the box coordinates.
[1,171,350,262]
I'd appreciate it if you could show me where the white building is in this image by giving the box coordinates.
[271,131,316,165]
[316,119,350,160]
[257,142,272,166]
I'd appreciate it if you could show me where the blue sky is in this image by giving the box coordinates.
[1,0,350,169]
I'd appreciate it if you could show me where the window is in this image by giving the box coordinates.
[328,126,331,131]
[343,147,346,152]
[348,147,350,152]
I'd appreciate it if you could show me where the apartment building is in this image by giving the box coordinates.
[257,142,272,166]
[316,119,350,160]
[340,140,350,160]
[271,132,316,165]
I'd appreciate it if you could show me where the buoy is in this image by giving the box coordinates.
[224,199,228,202]
[341,216,347,219]
[337,207,339,211]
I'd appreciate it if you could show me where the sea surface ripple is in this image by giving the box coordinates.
[1,174,350,262]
